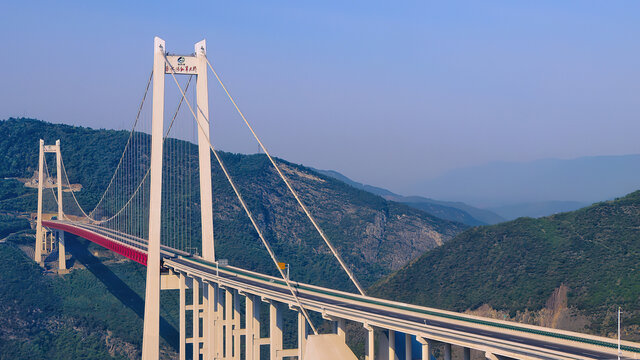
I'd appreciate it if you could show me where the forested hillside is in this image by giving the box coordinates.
[0,118,471,358]
[371,191,640,339]
[0,220,177,359]
[0,117,466,289]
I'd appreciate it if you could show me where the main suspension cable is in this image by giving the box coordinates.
[204,56,367,296]
[162,51,319,334]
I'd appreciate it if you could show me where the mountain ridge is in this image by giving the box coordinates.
[312,168,504,225]
[370,190,640,339]
[0,117,467,289]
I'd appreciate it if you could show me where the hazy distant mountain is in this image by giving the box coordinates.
[489,201,588,220]
[313,169,504,225]
[409,155,640,208]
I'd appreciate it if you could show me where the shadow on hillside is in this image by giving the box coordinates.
[67,237,179,350]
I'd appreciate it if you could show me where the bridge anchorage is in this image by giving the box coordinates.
[34,37,640,360]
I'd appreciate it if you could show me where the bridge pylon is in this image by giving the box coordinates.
[142,36,216,360]
[34,139,66,271]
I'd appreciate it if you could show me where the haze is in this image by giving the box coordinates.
[1,1,639,197]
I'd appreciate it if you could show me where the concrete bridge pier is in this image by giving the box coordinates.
[56,230,66,272]
[417,337,434,360]
[444,343,452,360]
[364,323,375,360]
[184,277,204,358]
[179,273,186,360]
[215,285,225,359]
[244,293,260,360]
[389,329,397,360]
[332,318,346,340]
[269,300,284,360]
[298,309,309,359]
[405,333,412,360]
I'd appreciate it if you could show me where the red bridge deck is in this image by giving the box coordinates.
[42,220,148,266]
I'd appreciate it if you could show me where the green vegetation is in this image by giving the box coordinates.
[0,213,178,359]
[371,191,640,336]
[0,118,468,357]
[0,213,29,238]
[0,118,465,290]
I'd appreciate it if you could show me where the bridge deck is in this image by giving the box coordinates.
[42,220,640,359]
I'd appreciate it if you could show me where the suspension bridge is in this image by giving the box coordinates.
[31,37,640,360]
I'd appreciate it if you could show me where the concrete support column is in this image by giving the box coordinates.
[364,324,375,360]
[193,278,201,357]
[464,347,471,360]
[298,310,308,359]
[245,294,259,360]
[207,283,219,359]
[334,318,346,341]
[202,283,210,360]
[405,333,412,360]
[57,230,66,271]
[225,288,233,358]
[444,343,452,360]
[233,289,241,359]
[269,301,283,360]
[417,338,433,360]
[179,273,186,360]
[215,286,225,358]
[388,330,396,360]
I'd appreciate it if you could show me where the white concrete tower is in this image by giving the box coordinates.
[142,37,216,360]
[194,39,217,360]
[195,39,214,263]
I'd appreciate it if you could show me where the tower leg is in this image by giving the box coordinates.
[35,140,44,263]
[141,36,166,360]
[194,39,215,263]
[55,139,65,272]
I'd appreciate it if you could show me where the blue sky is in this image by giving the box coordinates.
[1,1,639,195]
